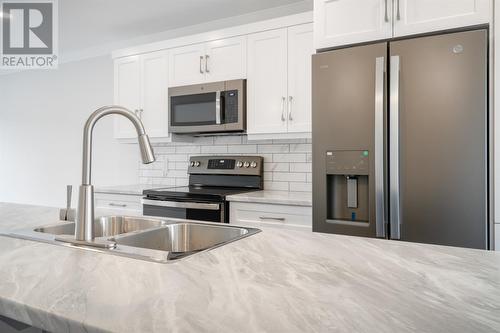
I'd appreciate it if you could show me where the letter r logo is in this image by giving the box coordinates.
[2,2,53,54]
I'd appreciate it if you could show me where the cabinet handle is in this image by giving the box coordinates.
[199,56,204,74]
[259,216,285,221]
[205,54,210,73]
[109,203,127,208]
[281,97,286,121]
[384,0,389,22]
[288,96,293,121]
[396,0,401,20]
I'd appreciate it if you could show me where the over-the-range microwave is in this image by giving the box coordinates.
[168,79,246,134]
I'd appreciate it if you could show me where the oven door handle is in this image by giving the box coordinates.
[142,199,220,211]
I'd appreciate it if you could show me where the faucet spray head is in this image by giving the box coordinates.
[138,134,156,164]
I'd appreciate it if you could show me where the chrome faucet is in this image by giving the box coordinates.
[57,106,155,248]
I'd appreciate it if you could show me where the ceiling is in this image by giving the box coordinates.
[59,0,311,55]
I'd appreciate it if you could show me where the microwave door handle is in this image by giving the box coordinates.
[215,91,222,125]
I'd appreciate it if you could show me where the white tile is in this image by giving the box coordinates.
[152,178,176,186]
[306,153,312,162]
[290,163,312,172]
[165,170,189,178]
[272,138,307,144]
[214,136,242,144]
[140,169,163,177]
[273,153,306,163]
[227,144,257,153]
[139,177,152,185]
[264,162,289,172]
[264,172,273,181]
[175,145,201,154]
[264,181,289,191]
[175,178,189,186]
[153,146,176,154]
[243,136,273,144]
[306,173,312,183]
[201,145,228,154]
[290,143,312,153]
[169,154,189,162]
[173,162,189,170]
[192,136,214,145]
[258,144,289,153]
[289,182,312,192]
[273,172,307,182]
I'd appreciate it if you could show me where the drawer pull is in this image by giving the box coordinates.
[259,216,285,221]
[108,203,127,208]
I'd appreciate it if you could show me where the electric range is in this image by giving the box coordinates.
[142,155,263,223]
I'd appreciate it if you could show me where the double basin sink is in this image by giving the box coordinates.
[5,216,260,263]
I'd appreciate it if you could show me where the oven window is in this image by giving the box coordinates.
[171,92,217,126]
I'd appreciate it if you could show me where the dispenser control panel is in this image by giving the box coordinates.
[326,150,369,175]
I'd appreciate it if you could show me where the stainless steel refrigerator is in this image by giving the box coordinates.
[312,29,489,249]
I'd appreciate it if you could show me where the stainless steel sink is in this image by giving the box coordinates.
[114,223,248,252]
[34,216,165,237]
[4,216,260,263]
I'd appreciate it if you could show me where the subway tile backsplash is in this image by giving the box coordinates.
[138,136,312,192]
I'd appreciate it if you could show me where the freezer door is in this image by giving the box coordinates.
[312,43,387,238]
[389,29,488,249]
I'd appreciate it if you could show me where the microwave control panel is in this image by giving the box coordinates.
[224,90,239,124]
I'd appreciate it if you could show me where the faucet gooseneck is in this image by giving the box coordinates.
[75,106,155,243]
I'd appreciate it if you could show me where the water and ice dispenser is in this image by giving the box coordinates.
[326,150,369,224]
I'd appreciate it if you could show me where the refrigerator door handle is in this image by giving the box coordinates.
[375,57,386,238]
[390,55,401,239]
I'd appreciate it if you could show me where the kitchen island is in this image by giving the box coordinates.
[0,202,499,333]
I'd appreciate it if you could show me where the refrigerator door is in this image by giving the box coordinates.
[312,43,387,238]
[389,30,488,249]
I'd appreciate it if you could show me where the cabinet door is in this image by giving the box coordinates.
[141,51,169,138]
[168,43,205,87]
[114,56,141,139]
[247,29,288,135]
[314,0,392,49]
[287,24,314,133]
[394,0,491,37]
[205,36,247,82]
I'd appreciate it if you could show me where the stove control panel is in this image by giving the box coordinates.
[188,156,263,176]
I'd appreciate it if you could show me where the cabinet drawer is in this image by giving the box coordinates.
[95,193,142,212]
[230,202,311,228]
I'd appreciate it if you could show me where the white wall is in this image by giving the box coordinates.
[0,56,139,208]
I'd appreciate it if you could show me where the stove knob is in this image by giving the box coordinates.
[190,161,195,167]
[236,161,243,168]
[194,161,201,167]
[243,161,250,168]
[250,161,257,168]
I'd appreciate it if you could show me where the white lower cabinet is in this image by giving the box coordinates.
[230,202,312,229]
[95,193,142,214]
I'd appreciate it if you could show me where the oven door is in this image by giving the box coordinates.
[142,198,226,223]
[169,80,245,134]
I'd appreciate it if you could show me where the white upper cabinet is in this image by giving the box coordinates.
[314,0,491,49]
[169,36,247,87]
[205,36,247,82]
[114,51,169,140]
[287,24,314,134]
[114,56,141,139]
[168,43,206,87]
[247,28,288,135]
[314,0,392,50]
[247,23,313,138]
[393,0,491,37]
[141,51,169,138]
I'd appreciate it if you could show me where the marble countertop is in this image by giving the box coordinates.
[94,184,166,196]
[227,190,312,206]
[0,202,500,332]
